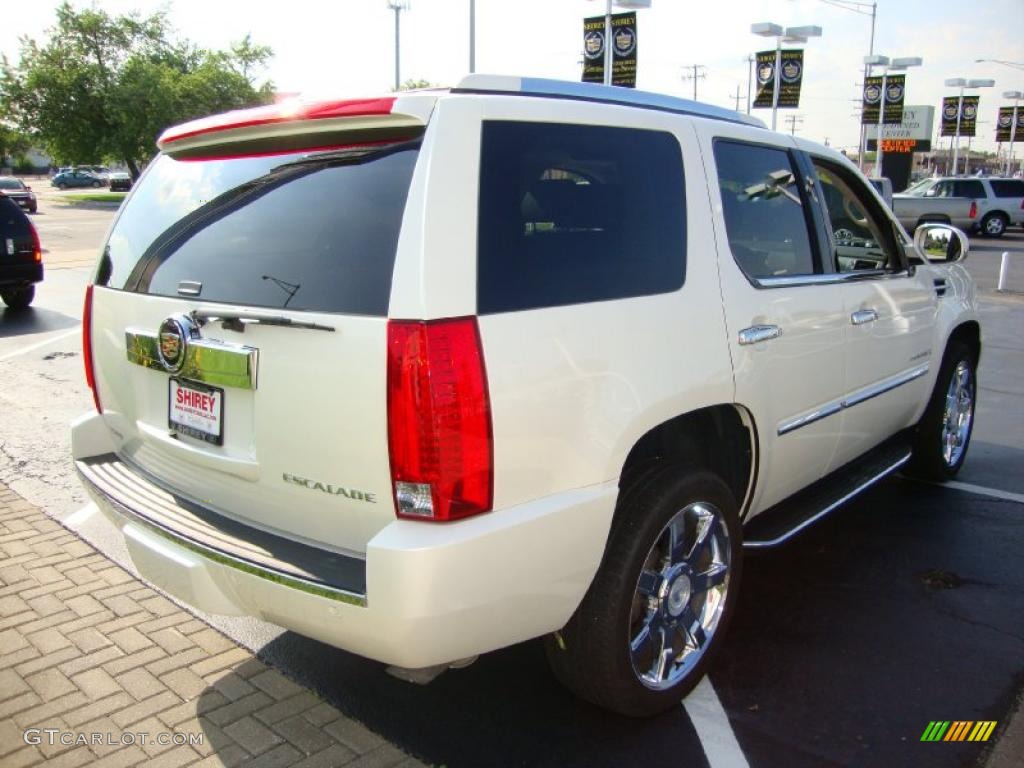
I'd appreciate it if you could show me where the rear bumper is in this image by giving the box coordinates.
[72,411,615,668]
[0,262,43,288]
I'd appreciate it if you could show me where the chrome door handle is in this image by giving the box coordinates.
[851,309,879,326]
[738,325,782,345]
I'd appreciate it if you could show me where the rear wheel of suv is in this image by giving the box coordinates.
[545,466,742,717]
[907,341,976,480]
[980,212,1007,238]
[2,285,35,310]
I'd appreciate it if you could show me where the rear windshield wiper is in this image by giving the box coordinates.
[190,309,335,333]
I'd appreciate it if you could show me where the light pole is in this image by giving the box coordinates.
[591,0,651,87]
[864,55,921,178]
[945,78,995,176]
[801,0,877,170]
[1004,90,1023,175]
[975,59,1024,72]
[386,0,410,91]
[469,0,475,73]
[751,22,823,131]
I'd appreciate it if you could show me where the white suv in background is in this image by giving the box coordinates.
[73,76,980,716]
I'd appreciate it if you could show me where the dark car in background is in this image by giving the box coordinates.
[0,177,38,213]
[51,170,103,189]
[0,196,43,309]
[108,172,133,192]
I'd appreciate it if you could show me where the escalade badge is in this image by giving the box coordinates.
[282,473,377,503]
[157,314,197,373]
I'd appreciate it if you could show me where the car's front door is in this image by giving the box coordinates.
[804,153,937,466]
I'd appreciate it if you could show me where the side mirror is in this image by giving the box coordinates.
[914,223,969,264]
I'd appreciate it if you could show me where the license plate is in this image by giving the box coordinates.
[168,378,224,445]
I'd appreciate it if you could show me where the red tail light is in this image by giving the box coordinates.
[27,220,41,262]
[969,201,977,219]
[82,285,102,413]
[387,317,493,521]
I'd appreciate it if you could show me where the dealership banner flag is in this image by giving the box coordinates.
[753,49,804,109]
[958,96,980,137]
[862,75,906,125]
[582,12,637,87]
[996,107,1019,142]
[940,97,959,137]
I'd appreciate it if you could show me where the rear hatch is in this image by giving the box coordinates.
[88,96,433,554]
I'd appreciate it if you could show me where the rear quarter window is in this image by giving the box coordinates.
[990,179,1024,197]
[476,121,686,314]
[98,142,419,316]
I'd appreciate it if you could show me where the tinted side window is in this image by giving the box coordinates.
[953,180,985,198]
[812,159,899,272]
[101,143,419,316]
[713,140,817,279]
[990,180,1024,197]
[477,121,685,314]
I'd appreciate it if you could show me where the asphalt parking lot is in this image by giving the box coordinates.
[1,184,1022,767]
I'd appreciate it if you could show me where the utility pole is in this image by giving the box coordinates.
[784,114,804,135]
[387,0,410,91]
[746,55,754,114]
[682,64,707,101]
[729,85,745,112]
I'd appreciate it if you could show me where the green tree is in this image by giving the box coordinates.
[0,124,31,165]
[0,3,274,177]
[395,79,437,91]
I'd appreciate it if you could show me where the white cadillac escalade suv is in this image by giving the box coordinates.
[72,75,980,717]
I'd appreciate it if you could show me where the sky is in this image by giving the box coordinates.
[4,0,1023,155]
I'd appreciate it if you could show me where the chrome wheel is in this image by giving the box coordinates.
[942,360,974,467]
[983,215,1006,236]
[629,501,731,690]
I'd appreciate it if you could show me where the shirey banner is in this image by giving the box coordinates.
[940,97,959,136]
[996,107,1019,142]
[940,95,980,137]
[959,96,979,137]
[753,49,803,109]
[582,12,637,87]
[863,75,907,125]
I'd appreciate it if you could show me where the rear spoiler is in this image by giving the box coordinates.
[156,92,441,159]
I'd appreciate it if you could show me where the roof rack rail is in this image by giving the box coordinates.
[454,74,765,129]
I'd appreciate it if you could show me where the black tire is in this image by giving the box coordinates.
[907,341,976,481]
[92,180,101,188]
[57,183,67,190]
[545,466,742,717]
[1,285,36,310]
[980,213,1007,238]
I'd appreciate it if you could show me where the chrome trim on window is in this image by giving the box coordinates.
[777,363,930,436]
[755,269,910,290]
[126,330,258,390]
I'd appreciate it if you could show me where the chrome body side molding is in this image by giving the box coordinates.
[778,363,930,436]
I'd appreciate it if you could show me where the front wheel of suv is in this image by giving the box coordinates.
[545,466,742,717]
[907,341,976,481]
[2,285,36,310]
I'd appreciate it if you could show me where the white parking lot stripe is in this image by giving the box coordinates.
[63,504,97,526]
[937,480,1024,505]
[0,327,80,363]
[683,678,750,768]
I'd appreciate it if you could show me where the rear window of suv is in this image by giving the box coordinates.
[990,179,1024,197]
[97,142,420,316]
[477,121,686,314]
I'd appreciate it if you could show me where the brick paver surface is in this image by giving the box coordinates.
[0,482,425,768]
